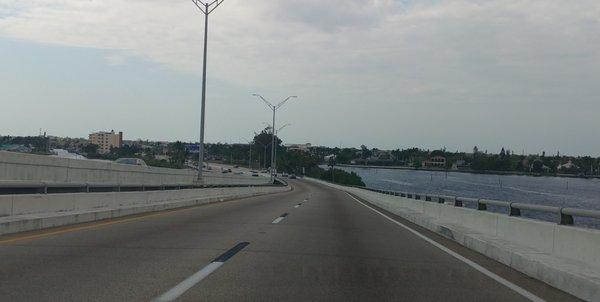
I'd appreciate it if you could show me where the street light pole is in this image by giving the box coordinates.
[272,123,290,175]
[192,0,225,183]
[271,106,276,178]
[252,94,297,183]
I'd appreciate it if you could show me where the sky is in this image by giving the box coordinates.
[1,0,599,156]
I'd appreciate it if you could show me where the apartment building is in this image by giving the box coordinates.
[89,130,123,154]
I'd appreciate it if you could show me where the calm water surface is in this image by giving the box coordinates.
[336,166,600,228]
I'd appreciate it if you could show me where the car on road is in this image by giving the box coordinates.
[290,174,297,179]
[115,158,147,167]
[252,172,259,177]
[282,174,289,178]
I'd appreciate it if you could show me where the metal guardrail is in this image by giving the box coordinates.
[356,186,600,226]
[0,180,284,196]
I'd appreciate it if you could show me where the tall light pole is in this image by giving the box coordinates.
[252,94,297,182]
[271,123,290,174]
[192,0,225,183]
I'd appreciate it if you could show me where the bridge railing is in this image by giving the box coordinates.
[356,186,600,226]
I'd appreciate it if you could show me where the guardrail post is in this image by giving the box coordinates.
[454,197,462,207]
[560,208,574,225]
[509,203,521,216]
[477,199,487,211]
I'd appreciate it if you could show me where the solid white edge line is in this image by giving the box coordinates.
[272,217,285,224]
[345,192,546,302]
[152,261,224,302]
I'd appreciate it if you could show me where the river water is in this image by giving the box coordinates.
[335,166,600,229]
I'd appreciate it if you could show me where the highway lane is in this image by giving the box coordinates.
[0,180,580,301]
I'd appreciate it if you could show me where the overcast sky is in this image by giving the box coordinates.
[1,0,599,156]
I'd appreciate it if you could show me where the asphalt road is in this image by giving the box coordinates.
[0,179,581,301]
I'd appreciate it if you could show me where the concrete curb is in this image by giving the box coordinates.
[307,178,599,302]
[0,185,291,237]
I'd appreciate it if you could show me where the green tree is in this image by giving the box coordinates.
[252,128,282,168]
[319,168,365,186]
[168,141,188,169]
[82,144,99,155]
[532,159,544,173]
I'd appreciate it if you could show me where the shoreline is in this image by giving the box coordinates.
[335,164,600,180]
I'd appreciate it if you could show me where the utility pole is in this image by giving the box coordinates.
[252,94,297,182]
[192,0,225,183]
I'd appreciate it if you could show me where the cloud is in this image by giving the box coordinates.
[104,53,127,66]
[1,0,600,107]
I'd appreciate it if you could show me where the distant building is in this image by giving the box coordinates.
[451,159,468,170]
[51,149,87,160]
[285,143,312,153]
[422,156,446,168]
[558,160,579,171]
[89,130,123,154]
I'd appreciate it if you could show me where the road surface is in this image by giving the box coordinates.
[0,180,580,301]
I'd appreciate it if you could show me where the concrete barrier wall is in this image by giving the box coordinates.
[0,184,290,237]
[0,151,195,185]
[0,151,272,186]
[344,185,600,269]
[0,186,286,217]
[307,179,600,301]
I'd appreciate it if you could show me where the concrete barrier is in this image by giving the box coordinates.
[0,151,272,186]
[0,151,195,185]
[307,178,600,302]
[0,184,290,237]
[0,195,12,216]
